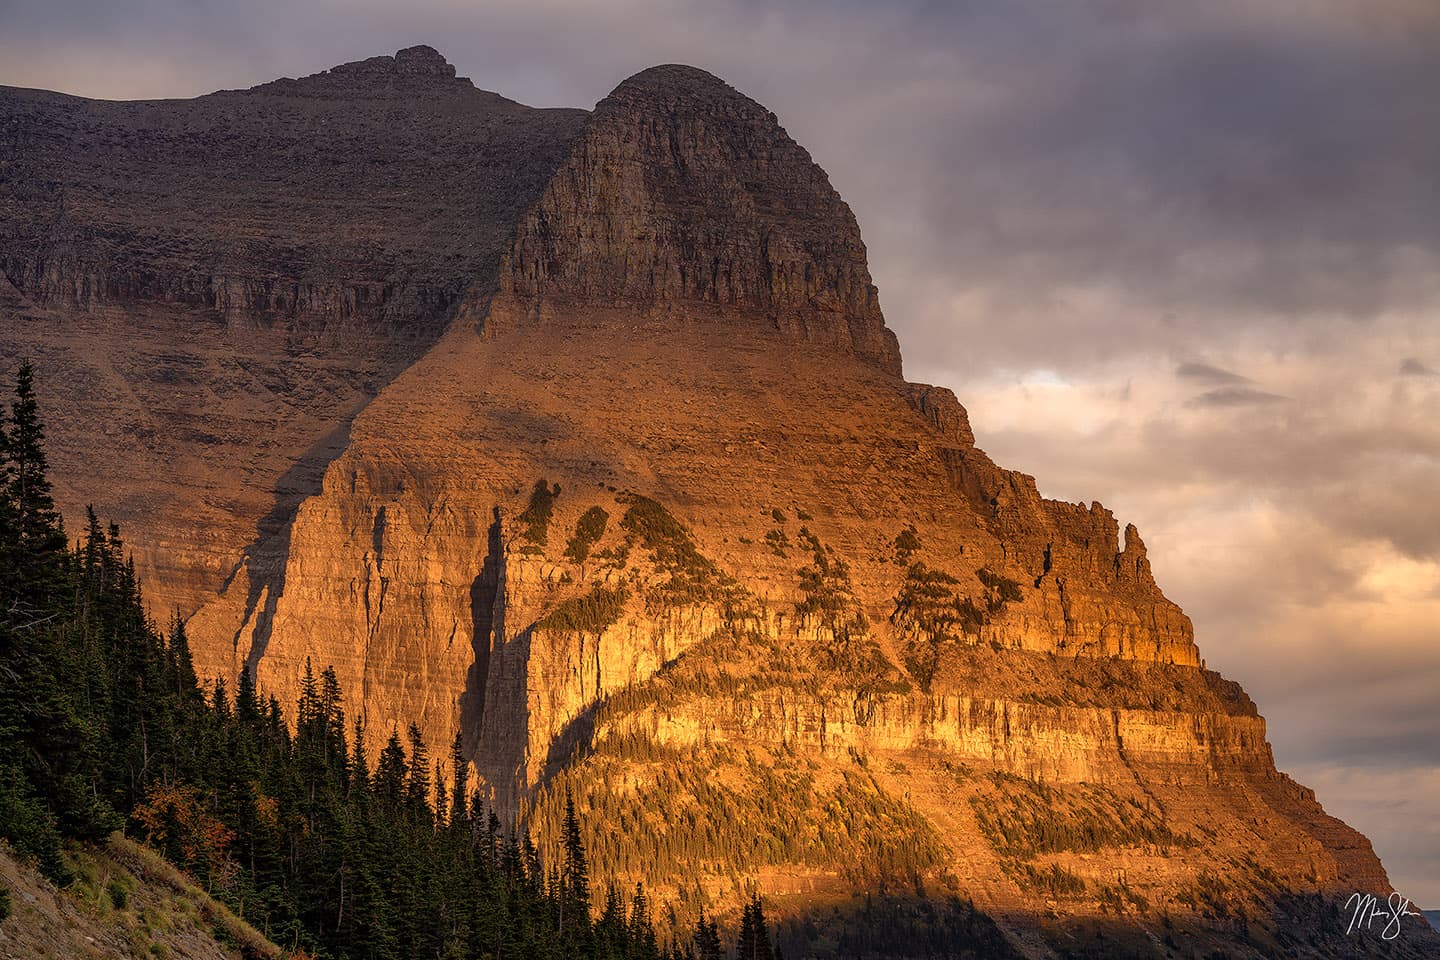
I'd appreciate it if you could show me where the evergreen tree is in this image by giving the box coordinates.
[0,397,16,601]
[449,731,469,827]
[298,657,319,728]
[405,724,431,818]
[562,789,591,928]
[629,884,660,960]
[236,666,261,726]
[597,884,627,955]
[375,730,408,803]
[432,758,448,827]
[5,362,65,559]
[0,360,66,622]
[349,717,370,799]
[166,614,201,704]
[694,907,723,960]
[737,895,775,960]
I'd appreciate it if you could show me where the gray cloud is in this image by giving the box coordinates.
[1177,362,1250,384]
[1186,386,1286,408]
[1400,357,1436,376]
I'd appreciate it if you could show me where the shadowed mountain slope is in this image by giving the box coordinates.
[0,45,586,616]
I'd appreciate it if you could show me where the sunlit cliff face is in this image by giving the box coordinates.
[3,0,1435,906]
[922,313,1440,903]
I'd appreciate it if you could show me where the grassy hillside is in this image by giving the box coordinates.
[0,834,285,960]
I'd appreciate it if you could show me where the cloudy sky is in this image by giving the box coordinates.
[3,0,1436,905]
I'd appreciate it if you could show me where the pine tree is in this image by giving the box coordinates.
[350,717,370,799]
[629,884,659,960]
[319,665,345,768]
[0,396,16,600]
[562,789,591,927]
[298,657,319,729]
[0,360,66,619]
[450,732,469,827]
[485,807,503,866]
[165,614,201,703]
[212,677,230,723]
[235,666,261,726]
[694,907,722,960]
[737,895,774,960]
[596,884,626,954]
[405,723,430,817]
[376,730,408,803]
[5,362,65,573]
[433,759,449,827]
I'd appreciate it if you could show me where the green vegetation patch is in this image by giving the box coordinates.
[529,745,945,895]
[1096,881,1150,915]
[977,566,1024,612]
[891,563,1024,690]
[540,585,629,637]
[794,529,870,657]
[597,630,809,719]
[620,494,705,566]
[1006,861,1087,897]
[619,494,752,620]
[893,563,984,641]
[892,524,922,564]
[564,506,610,564]
[970,773,1193,860]
[517,478,562,545]
[107,872,137,909]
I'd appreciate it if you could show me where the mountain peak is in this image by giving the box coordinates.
[600,63,780,125]
[607,63,735,99]
[327,44,458,81]
[493,61,902,374]
[394,44,458,77]
[233,44,522,107]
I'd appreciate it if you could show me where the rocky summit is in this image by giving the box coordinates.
[2,47,1433,958]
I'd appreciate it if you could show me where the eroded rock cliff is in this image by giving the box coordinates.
[0,46,586,615]
[5,50,1425,959]
[479,64,901,375]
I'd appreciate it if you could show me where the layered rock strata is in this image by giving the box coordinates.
[0,46,586,614]
[480,65,901,375]
[4,50,1424,957]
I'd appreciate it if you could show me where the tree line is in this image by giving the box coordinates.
[0,361,783,960]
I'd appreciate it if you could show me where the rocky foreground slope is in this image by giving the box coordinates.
[3,48,1433,958]
[0,836,283,960]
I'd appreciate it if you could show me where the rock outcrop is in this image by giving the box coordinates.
[481,64,902,375]
[4,50,1427,958]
